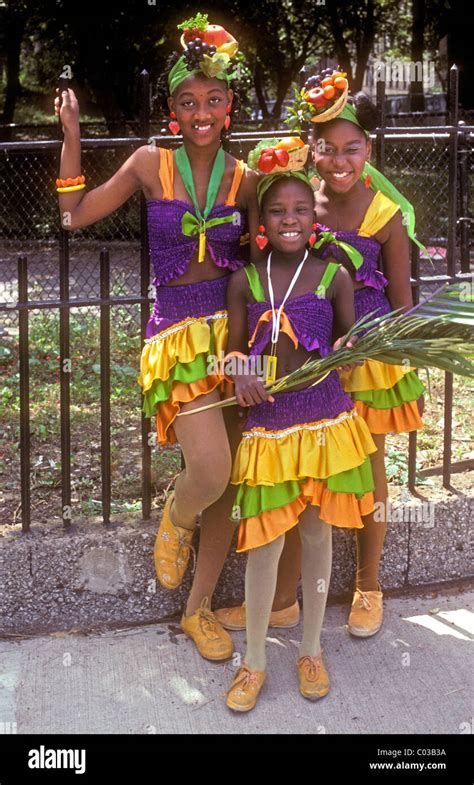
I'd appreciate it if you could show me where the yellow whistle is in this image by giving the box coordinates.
[198,231,206,262]
[265,355,277,384]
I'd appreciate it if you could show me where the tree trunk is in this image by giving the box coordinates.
[1,8,26,130]
[271,69,294,120]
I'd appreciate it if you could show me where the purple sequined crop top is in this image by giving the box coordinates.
[146,148,249,285]
[315,226,388,291]
[146,199,247,285]
[248,294,334,359]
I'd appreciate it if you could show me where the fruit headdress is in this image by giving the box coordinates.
[286,66,349,132]
[287,69,430,259]
[168,13,239,94]
[247,137,313,207]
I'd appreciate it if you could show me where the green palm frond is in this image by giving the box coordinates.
[178,283,474,417]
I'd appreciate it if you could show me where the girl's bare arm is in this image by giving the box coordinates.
[381,211,413,311]
[55,87,147,230]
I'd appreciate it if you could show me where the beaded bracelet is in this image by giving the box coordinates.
[56,175,85,187]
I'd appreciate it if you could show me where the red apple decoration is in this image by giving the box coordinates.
[273,148,290,167]
[258,152,276,173]
[305,88,326,108]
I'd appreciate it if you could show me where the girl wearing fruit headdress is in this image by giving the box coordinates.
[217,69,426,641]
[55,13,261,662]
[221,138,377,711]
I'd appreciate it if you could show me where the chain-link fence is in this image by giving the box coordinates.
[1,129,472,327]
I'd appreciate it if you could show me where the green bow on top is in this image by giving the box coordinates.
[314,230,364,270]
[181,210,237,261]
[176,145,239,262]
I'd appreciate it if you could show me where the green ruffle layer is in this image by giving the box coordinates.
[351,370,424,410]
[234,456,374,519]
[141,329,218,417]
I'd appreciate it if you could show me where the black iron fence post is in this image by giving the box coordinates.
[375,69,386,170]
[18,255,31,532]
[458,121,471,275]
[57,102,73,528]
[139,69,152,521]
[100,248,111,525]
[443,64,460,488]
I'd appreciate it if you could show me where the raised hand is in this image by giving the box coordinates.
[54,87,80,135]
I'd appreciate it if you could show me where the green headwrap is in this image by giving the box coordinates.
[257,171,313,208]
[336,103,370,138]
[168,56,199,95]
[168,53,235,95]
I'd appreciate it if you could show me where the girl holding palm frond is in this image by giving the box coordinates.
[223,145,378,711]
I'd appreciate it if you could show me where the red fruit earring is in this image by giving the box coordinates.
[309,222,318,247]
[168,111,180,136]
[255,224,268,250]
[364,174,372,189]
[224,103,232,131]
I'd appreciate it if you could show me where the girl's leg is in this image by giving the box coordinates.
[184,403,243,616]
[171,389,233,530]
[298,506,332,658]
[296,505,332,700]
[355,433,388,591]
[154,389,234,597]
[348,432,386,637]
[272,524,301,611]
[226,534,283,711]
[244,534,286,671]
[215,502,301,626]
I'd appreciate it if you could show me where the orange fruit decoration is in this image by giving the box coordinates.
[334,77,348,91]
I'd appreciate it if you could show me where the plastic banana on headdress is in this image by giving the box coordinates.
[168,13,239,94]
[286,67,430,258]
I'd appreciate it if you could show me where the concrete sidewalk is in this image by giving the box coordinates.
[0,587,472,735]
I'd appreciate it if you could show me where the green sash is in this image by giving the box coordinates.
[175,145,235,262]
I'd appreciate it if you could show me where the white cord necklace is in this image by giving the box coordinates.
[264,249,309,383]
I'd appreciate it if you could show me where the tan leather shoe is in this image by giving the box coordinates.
[226,665,266,712]
[154,492,195,590]
[297,653,330,700]
[181,598,234,661]
[348,586,384,637]
[214,600,300,631]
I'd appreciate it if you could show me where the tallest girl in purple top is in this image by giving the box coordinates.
[55,14,261,660]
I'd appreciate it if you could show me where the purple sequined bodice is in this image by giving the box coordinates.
[248,293,333,358]
[316,226,388,292]
[147,199,247,285]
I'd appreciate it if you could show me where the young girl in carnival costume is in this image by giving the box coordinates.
[223,140,378,711]
[217,69,425,639]
[55,14,261,660]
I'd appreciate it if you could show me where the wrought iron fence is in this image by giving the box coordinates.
[0,67,472,530]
